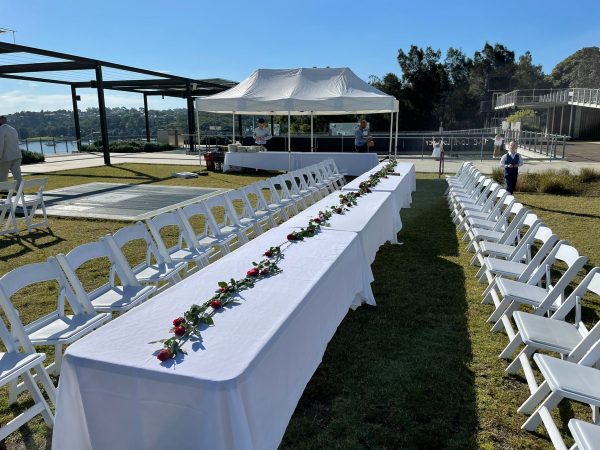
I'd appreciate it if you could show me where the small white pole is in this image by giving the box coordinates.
[395,106,399,158]
[310,112,314,152]
[232,112,235,144]
[288,112,292,171]
[388,110,393,157]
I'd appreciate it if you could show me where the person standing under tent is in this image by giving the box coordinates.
[253,118,272,150]
[0,116,22,186]
[499,141,523,194]
[493,134,504,158]
[354,119,371,153]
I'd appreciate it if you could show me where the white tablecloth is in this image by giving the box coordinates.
[342,162,416,217]
[282,190,399,266]
[223,152,379,176]
[52,226,375,450]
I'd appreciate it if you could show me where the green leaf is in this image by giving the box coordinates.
[218,281,228,288]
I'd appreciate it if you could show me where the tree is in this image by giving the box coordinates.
[549,47,600,88]
[513,51,548,89]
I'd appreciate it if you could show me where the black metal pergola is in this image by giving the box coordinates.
[0,42,235,164]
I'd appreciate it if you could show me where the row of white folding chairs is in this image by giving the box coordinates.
[447,163,600,450]
[0,159,347,440]
[0,178,50,236]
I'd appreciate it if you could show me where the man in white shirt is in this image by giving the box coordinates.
[253,118,272,149]
[0,116,22,184]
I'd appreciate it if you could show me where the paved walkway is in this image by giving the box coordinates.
[19,149,600,177]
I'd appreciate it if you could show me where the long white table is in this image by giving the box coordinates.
[342,162,416,219]
[52,226,375,449]
[283,190,399,267]
[223,151,379,176]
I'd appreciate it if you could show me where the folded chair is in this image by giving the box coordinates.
[500,268,600,393]
[57,238,157,313]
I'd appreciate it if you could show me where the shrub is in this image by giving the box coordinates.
[79,141,174,153]
[580,167,600,183]
[491,167,504,184]
[516,172,540,193]
[21,150,45,165]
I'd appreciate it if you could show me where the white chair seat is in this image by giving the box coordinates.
[169,247,209,263]
[534,354,600,404]
[484,258,527,278]
[496,278,551,307]
[135,262,187,284]
[470,228,503,243]
[27,312,110,345]
[0,352,46,383]
[90,285,155,312]
[467,217,500,230]
[514,311,583,353]
[569,419,600,450]
[477,241,517,259]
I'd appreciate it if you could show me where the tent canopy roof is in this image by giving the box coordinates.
[196,67,398,115]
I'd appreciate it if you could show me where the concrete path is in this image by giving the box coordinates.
[18,149,600,177]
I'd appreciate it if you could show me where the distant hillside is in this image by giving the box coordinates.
[7,108,237,140]
[549,47,600,88]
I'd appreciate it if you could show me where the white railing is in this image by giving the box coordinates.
[496,88,600,109]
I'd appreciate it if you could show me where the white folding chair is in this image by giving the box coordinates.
[569,419,600,450]
[485,242,587,339]
[11,178,50,233]
[324,159,347,186]
[320,160,345,189]
[296,167,325,201]
[147,210,212,274]
[224,190,268,236]
[518,341,600,450]
[202,193,251,245]
[108,222,186,288]
[305,164,335,196]
[263,177,299,218]
[279,172,314,208]
[56,238,157,313]
[0,180,18,236]
[249,181,290,221]
[0,258,111,378]
[178,201,239,259]
[238,185,278,230]
[271,174,308,211]
[0,318,54,439]
[500,268,600,392]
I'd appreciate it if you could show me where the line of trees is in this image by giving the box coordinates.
[6,45,600,137]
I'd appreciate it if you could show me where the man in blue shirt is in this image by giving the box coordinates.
[354,119,370,153]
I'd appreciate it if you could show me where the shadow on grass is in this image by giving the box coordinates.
[281,178,477,449]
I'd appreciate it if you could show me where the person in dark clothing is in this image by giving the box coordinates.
[499,141,523,194]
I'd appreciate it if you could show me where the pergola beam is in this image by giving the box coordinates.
[0,73,72,85]
[0,61,95,74]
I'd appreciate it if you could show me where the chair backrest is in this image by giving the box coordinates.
[110,222,169,271]
[240,183,268,212]
[0,258,91,352]
[497,205,528,243]
[56,239,140,306]
[179,201,221,240]
[516,228,559,282]
[257,179,283,205]
[270,175,295,201]
[0,180,17,233]
[527,241,587,292]
[202,193,238,230]
[224,190,256,221]
[507,216,543,261]
[13,178,47,206]
[279,172,304,197]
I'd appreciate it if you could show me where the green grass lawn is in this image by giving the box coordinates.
[1,166,599,449]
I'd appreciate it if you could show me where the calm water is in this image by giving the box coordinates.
[19,140,77,155]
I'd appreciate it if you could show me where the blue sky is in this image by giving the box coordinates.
[1,0,599,113]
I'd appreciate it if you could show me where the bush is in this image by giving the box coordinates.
[79,141,174,153]
[491,167,504,184]
[516,172,540,193]
[21,150,45,165]
[580,167,600,183]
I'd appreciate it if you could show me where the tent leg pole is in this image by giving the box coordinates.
[310,112,314,152]
[232,112,235,144]
[288,112,291,172]
[395,108,399,158]
[388,111,393,158]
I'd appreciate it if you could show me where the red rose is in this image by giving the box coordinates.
[211,299,222,309]
[287,233,297,241]
[172,317,185,327]
[313,217,321,223]
[157,348,172,362]
[259,269,269,276]
[264,250,273,257]
[174,326,186,337]
[219,287,228,293]
[336,208,342,214]
[355,192,361,197]
[247,268,260,277]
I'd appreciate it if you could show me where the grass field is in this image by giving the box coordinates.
[1,165,599,449]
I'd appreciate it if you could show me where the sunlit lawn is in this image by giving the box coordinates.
[1,166,599,449]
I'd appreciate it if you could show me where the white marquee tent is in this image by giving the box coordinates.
[196,68,400,155]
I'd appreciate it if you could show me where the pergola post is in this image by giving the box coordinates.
[143,94,150,142]
[238,115,243,143]
[95,63,110,165]
[70,85,81,151]
[186,82,195,152]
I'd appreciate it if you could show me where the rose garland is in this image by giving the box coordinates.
[153,159,399,362]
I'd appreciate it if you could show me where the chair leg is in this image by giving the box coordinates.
[53,345,63,375]
[518,380,551,415]
[22,370,54,428]
[522,392,563,431]
[500,332,523,360]
[506,346,535,374]
[487,297,512,323]
[33,364,57,406]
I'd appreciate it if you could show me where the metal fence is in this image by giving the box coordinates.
[496,88,600,110]
[503,129,568,159]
